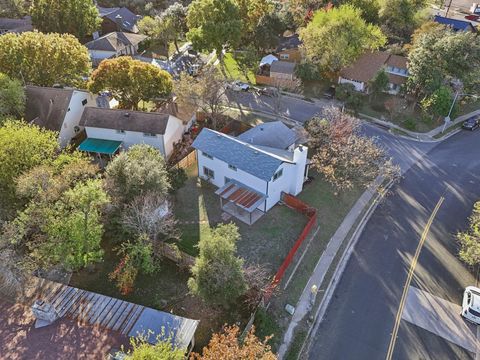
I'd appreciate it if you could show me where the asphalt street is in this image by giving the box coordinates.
[307,129,480,360]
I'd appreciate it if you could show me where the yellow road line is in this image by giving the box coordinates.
[385,196,445,360]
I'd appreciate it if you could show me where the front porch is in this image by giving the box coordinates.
[215,181,266,225]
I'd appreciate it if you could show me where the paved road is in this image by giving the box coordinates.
[307,129,480,360]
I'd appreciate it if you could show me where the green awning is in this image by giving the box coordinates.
[78,138,122,155]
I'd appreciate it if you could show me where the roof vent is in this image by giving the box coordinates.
[124,112,130,117]
[254,150,259,154]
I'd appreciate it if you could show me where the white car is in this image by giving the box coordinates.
[461,286,480,324]
[227,80,250,92]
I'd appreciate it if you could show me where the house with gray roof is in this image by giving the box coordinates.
[78,107,185,158]
[85,32,147,66]
[25,86,98,148]
[192,125,309,224]
[97,5,140,34]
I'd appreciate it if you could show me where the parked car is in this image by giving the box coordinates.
[462,286,480,324]
[323,85,336,99]
[465,14,480,21]
[462,116,480,131]
[255,87,278,97]
[226,80,250,92]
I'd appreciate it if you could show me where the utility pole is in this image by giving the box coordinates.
[445,0,453,17]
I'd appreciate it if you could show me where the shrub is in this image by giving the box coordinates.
[403,117,417,131]
[168,167,188,192]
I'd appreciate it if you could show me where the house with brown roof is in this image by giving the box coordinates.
[338,51,409,95]
[79,107,185,158]
[276,33,302,63]
[25,86,98,148]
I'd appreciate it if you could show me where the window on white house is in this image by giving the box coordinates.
[203,167,214,178]
[273,169,283,181]
[202,152,213,159]
[116,129,126,134]
[143,133,156,137]
[228,164,237,171]
[81,99,88,106]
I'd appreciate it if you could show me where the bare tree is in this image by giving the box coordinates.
[122,193,179,256]
[174,65,227,129]
[242,264,271,310]
[306,107,400,190]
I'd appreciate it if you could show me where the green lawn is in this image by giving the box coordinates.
[173,163,308,273]
[218,52,256,84]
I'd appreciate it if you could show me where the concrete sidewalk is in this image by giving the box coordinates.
[277,183,378,358]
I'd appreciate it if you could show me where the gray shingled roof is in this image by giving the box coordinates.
[25,86,75,132]
[192,128,291,182]
[270,61,296,75]
[97,6,140,33]
[237,121,299,149]
[85,32,147,52]
[80,107,171,135]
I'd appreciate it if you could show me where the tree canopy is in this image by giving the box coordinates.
[457,201,480,266]
[407,27,480,98]
[193,325,276,360]
[88,57,173,110]
[300,5,386,77]
[0,120,59,194]
[188,223,247,306]
[0,32,91,87]
[0,73,25,122]
[187,0,243,57]
[104,144,171,204]
[123,334,184,360]
[379,0,427,42]
[30,0,101,40]
[305,108,399,190]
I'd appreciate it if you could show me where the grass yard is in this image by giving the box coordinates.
[256,172,364,351]
[173,163,308,274]
[218,52,256,84]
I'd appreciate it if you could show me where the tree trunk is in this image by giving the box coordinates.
[174,39,180,54]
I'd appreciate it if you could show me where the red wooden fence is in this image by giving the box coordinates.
[264,193,317,302]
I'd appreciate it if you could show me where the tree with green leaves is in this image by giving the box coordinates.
[188,223,247,306]
[123,333,184,360]
[138,15,176,57]
[300,5,386,77]
[0,32,91,87]
[0,73,25,122]
[420,85,454,120]
[104,144,171,205]
[0,120,58,194]
[163,2,188,53]
[457,201,480,266]
[368,68,389,101]
[379,0,427,42]
[346,0,381,24]
[407,27,480,98]
[30,0,101,40]
[186,0,243,61]
[0,0,26,17]
[88,57,173,110]
[251,12,286,51]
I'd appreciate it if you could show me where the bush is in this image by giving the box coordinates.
[403,117,417,131]
[335,83,356,101]
[168,167,188,192]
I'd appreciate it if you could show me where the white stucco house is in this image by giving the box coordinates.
[192,122,309,224]
[78,107,184,159]
[84,32,147,67]
[25,86,97,148]
[338,51,409,95]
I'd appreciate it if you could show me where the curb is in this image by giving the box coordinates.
[299,180,394,358]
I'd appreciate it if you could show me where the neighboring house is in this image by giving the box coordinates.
[97,5,140,34]
[0,276,198,358]
[78,107,184,159]
[25,86,97,148]
[338,51,409,94]
[0,16,32,35]
[270,61,297,81]
[192,122,309,225]
[433,15,476,32]
[256,59,297,89]
[276,33,302,63]
[84,32,147,66]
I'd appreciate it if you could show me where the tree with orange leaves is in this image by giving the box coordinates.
[192,325,276,360]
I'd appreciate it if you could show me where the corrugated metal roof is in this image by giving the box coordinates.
[434,15,476,32]
[30,278,199,350]
[192,128,288,182]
